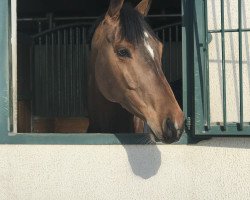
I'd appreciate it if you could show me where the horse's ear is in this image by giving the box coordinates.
[135,0,152,16]
[106,0,124,19]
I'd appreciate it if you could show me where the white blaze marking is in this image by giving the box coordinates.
[144,31,149,38]
[145,42,155,59]
[143,32,154,59]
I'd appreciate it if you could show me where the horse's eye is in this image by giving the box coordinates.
[117,48,131,58]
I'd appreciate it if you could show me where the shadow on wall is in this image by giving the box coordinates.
[122,145,162,179]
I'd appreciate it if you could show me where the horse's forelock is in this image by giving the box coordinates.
[89,3,156,47]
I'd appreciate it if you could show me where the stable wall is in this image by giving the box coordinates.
[0,138,250,200]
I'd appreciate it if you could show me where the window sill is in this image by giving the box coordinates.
[0,132,193,145]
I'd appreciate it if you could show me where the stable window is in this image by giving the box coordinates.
[0,0,185,144]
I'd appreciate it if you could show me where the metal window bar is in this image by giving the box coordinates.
[221,0,227,130]
[169,27,172,81]
[208,28,250,33]
[238,0,243,130]
[154,23,182,82]
[176,25,179,80]
[57,30,61,115]
[204,0,210,130]
[204,0,250,132]
[18,14,182,22]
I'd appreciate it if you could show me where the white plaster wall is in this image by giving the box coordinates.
[208,0,250,123]
[0,138,250,200]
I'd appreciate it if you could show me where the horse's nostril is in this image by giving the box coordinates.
[165,118,177,139]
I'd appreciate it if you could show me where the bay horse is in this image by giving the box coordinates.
[87,0,184,143]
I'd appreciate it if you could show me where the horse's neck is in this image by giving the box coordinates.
[87,57,134,133]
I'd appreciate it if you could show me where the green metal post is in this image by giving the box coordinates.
[238,0,243,130]
[221,0,227,130]
[204,0,210,129]
[0,0,10,137]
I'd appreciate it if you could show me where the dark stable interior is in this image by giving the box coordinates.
[17,0,182,133]
[18,0,180,16]
[18,0,181,33]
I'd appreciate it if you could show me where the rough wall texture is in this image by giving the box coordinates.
[0,138,250,200]
[208,0,250,122]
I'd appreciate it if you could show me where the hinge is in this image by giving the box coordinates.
[186,117,191,131]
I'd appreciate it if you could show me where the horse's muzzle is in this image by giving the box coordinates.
[162,118,184,144]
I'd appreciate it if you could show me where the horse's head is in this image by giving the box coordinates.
[91,0,184,143]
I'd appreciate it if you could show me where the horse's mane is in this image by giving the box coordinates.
[88,3,155,47]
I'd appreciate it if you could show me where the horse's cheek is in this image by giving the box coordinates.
[122,66,139,90]
[95,64,120,102]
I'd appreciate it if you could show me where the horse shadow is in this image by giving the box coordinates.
[122,144,161,179]
[115,134,162,179]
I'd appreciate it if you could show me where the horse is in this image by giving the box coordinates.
[87,0,184,143]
